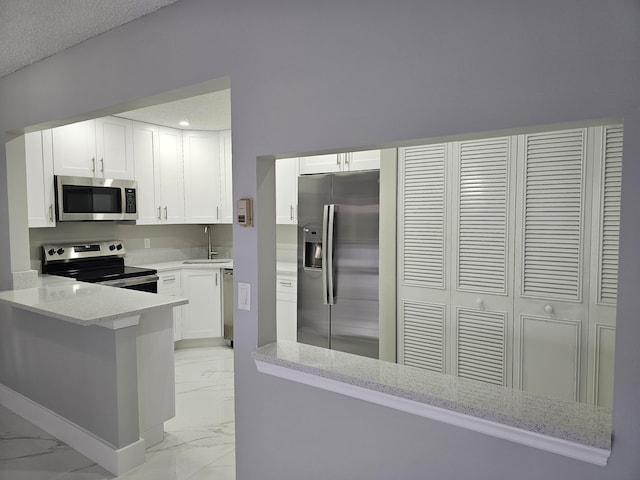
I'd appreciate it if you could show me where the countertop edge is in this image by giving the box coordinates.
[252,341,611,465]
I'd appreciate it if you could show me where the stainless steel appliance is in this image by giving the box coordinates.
[297,170,379,359]
[42,240,158,292]
[223,268,234,346]
[54,175,138,221]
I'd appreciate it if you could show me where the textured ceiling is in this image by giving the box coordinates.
[0,0,181,78]
[0,0,231,130]
[117,90,232,131]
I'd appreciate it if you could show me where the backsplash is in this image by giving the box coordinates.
[29,223,233,270]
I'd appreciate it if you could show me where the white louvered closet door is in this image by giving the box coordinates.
[587,124,623,408]
[398,144,450,373]
[513,129,591,403]
[450,137,515,387]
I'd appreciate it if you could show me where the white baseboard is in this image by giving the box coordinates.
[0,383,145,476]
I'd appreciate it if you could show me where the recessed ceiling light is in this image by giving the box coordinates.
[179,120,190,127]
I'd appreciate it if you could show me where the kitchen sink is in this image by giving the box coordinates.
[183,258,231,264]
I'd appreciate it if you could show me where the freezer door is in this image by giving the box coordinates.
[297,174,332,348]
[330,171,380,359]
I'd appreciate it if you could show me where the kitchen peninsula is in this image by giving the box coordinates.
[0,275,187,476]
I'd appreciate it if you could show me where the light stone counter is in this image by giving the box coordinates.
[0,275,187,327]
[254,340,612,464]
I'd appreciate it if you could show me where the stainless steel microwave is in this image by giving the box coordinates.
[54,175,138,221]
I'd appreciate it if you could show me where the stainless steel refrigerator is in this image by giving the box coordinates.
[297,170,379,359]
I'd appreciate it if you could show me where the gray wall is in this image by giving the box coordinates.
[1,1,639,478]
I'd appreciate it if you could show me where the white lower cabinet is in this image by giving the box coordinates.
[181,268,223,339]
[276,275,297,342]
[157,270,183,341]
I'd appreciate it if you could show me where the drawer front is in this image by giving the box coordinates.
[158,270,181,293]
[277,277,297,295]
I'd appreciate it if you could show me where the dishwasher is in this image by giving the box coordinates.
[223,268,234,346]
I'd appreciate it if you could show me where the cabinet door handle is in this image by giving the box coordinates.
[49,204,54,223]
[216,206,220,220]
[157,206,162,219]
[215,272,218,286]
[290,205,294,221]
[164,206,168,220]
[91,157,96,172]
[100,158,104,173]
[162,276,176,283]
[279,281,293,287]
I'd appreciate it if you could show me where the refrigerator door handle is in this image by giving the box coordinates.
[326,204,336,305]
[322,204,336,305]
[322,204,330,305]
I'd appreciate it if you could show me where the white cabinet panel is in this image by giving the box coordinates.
[182,269,222,339]
[276,276,297,342]
[133,122,161,224]
[25,130,56,227]
[346,150,380,171]
[298,154,340,175]
[219,130,233,224]
[591,325,616,408]
[276,157,298,225]
[299,150,381,175]
[52,117,134,180]
[183,130,221,224]
[517,314,582,402]
[95,117,134,179]
[157,270,183,342]
[158,127,185,223]
[52,120,97,177]
[133,123,184,224]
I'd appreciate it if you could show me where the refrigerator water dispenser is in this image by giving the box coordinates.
[303,227,323,269]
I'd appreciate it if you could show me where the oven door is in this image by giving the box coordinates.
[97,274,159,293]
[55,175,138,221]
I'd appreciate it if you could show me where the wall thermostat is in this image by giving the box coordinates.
[237,198,253,227]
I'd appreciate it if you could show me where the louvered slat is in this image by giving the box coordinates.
[457,138,509,294]
[598,125,623,305]
[457,308,506,386]
[522,130,585,300]
[401,145,446,287]
[403,302,445,372]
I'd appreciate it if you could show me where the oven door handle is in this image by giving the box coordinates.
[97,274,159,288]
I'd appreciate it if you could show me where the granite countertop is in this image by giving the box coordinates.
[253,341,612,454]
[0,275,187,326]
[140,259,297,276]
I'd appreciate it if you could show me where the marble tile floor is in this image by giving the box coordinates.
[0,346,235,480]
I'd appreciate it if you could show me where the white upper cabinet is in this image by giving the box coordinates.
[298,150,380,175]
[25,130,56,228]
[133,122,184,224]
[52,117,134,180]
[183,130,222,224]
[158,127,185,223]
[218,130,233,224]
[95,117,134,179]
[345,150,381,171]
[276,157,298,224]
[298,154,341,174]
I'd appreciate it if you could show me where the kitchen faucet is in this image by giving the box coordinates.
[204,225,218,259]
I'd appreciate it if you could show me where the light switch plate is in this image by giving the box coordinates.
[238,282,251,311]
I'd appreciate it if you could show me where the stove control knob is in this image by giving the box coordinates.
[56,248,65,255]
[109,244,116,251]
[47,249,55,256]
[116,244,123,250]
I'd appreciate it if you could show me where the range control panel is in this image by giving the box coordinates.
[42,240,126,263]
